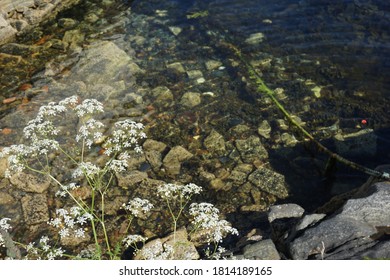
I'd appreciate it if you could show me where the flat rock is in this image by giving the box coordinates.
[235,136,268,163]
[10,172,51,193]
[163,146,193,176]
[243,239,280,260]
[116,170,148,189]
[180,92,201,108]
[248,167,288,199]
[334,128,377,157]
[143,139,167,152]
[21,194,49,225]
[203,129,226,156]
[268,204,305,223]
[69,41,141,86]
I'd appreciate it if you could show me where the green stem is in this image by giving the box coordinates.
[100,192,112,258]
[226,43,390,180]
[89,189,101,259]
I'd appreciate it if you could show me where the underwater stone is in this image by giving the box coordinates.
[235,135,268,163]
[311,86,322,98]
[168,26,182,36]
[257,120,272,139]
[21,194,49,225]
[180,91,201,108]
[204,129,226,156]
[62,29,85,50]
[0,191,14,205]
[144,150,163,171]
[116,170,148,189]
[143,139,167,153]
[166,62,185,73]
[276,119,289,130]
[186,70,203,80]
[245,32,265,45]
[280,132,298,147]
[228,164,253,185]
[152,86,173,103]
[58,18,77,29]
[209,178,227,191]
[10,172,51,193]
[240,204,268,212]
[163,146,193,176]
[248,167,288,199]
[205,60,222,71]
[334,128,377,157]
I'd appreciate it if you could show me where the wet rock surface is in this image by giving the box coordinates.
[270,179,390,260]
[0,0,80,45]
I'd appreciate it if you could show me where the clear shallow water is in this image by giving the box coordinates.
[129,0,390,200]
[1,0,390,245]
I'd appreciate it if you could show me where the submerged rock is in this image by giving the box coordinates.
[10,172,51,193]
[248,167,288,199]
[21,193,49,225]
[257,120,272,139]
[117,170,148,189]
[334,128,377,157]
[162,146,193,176]
[68,40,141,86]
[180,92,201,108]
[235,136,268,163]
[203,129,226,156]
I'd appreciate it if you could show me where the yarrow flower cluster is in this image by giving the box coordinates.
[47,207,92,239]
[55,183,80,198]
[140,240,174,260]
[157,183,203,200]
[103,120,146,156]
[122,234,147,248]
[122,198,154,218]
[25,236,65,260]
[0,218,12,247]
[75,118,105,149]
[72,162,101,179]
[189,203,239,244]
[74,99,104,118]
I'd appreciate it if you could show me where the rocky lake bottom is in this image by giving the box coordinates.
[1,0,390,259]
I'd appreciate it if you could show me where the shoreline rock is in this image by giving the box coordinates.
[0,0,80,45]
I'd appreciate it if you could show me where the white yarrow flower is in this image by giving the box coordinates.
[122,198,154,217]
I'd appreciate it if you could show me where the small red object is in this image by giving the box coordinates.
[361,119,367,125]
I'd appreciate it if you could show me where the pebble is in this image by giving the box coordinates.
[205,60,222,71]
[166,62,185,73]
[169,26,182,36]
[186,70,203,80]
[180,91,201,108]
[257,120,272,139]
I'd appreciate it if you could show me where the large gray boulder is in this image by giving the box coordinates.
[289,181,390,259]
